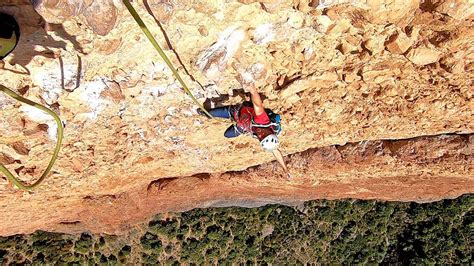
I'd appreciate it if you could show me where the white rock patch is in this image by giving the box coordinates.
[196,26,246,78]
[19,105,58,140]
[253,24,275,45]
[32,57,82,105]
[78,79,109,120]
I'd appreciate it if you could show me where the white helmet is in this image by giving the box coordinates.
[260,134,279,152]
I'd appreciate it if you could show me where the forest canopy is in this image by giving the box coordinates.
[1,194,472,264]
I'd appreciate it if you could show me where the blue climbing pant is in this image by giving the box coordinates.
[208,106,241,138]
[208,106,231,119]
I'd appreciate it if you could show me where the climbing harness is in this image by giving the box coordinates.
[122,0,213,118]
[251,120,282,136]
[0,85,64,190]
[231,102,282,137]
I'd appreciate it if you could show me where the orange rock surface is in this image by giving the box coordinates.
[0,0,473,236]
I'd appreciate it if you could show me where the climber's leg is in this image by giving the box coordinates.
[224,125,241,138]
[207,106,232,119]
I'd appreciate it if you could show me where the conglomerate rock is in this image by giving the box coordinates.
[31,0,119,35]
[0,0,473,235]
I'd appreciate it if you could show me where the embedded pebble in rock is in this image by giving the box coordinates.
[406,47,442,65]
[0,0,473,235]
[364,37,385,55]
[287,11,304,29]
[31,0,93,24]
[147,0,174,23]
[83,0,118,36]
[100,80,124,103]
[385,31,413,54]
[314,15,333,34]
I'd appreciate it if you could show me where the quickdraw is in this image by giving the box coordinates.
[0,85,64,190]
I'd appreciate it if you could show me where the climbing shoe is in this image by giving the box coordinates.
[0,13,20,60]
[196,108,212,119]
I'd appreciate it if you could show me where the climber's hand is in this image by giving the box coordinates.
[237,72,255,92]
[244,83,257,94]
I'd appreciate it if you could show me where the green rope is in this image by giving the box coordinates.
[123,0,214,118]
[0,85,64,190]
[0,34,17,58]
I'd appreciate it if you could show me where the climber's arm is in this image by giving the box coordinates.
[246,84,265,116]
[272,149,290,178]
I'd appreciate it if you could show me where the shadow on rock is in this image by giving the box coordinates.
[0,1,83,68]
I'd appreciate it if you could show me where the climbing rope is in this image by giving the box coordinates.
[123,0,214,118]
[0,85,64,190]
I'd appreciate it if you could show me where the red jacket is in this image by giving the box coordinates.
[232,105,274,141]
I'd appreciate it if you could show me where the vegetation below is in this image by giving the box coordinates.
[1,194,472,264]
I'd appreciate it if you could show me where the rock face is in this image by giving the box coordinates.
[406,46,442,65]
[31,0,118,36]
[385,31,414,54]
[431,0,474,20]
[0,0,473,235]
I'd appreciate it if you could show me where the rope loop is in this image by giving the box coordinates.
[0,85,64,190]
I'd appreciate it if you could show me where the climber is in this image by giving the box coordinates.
[199,82,290,176]
[0,13,20,60]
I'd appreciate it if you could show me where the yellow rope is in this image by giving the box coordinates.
[123,0,214,118]
[0,85,64,190]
